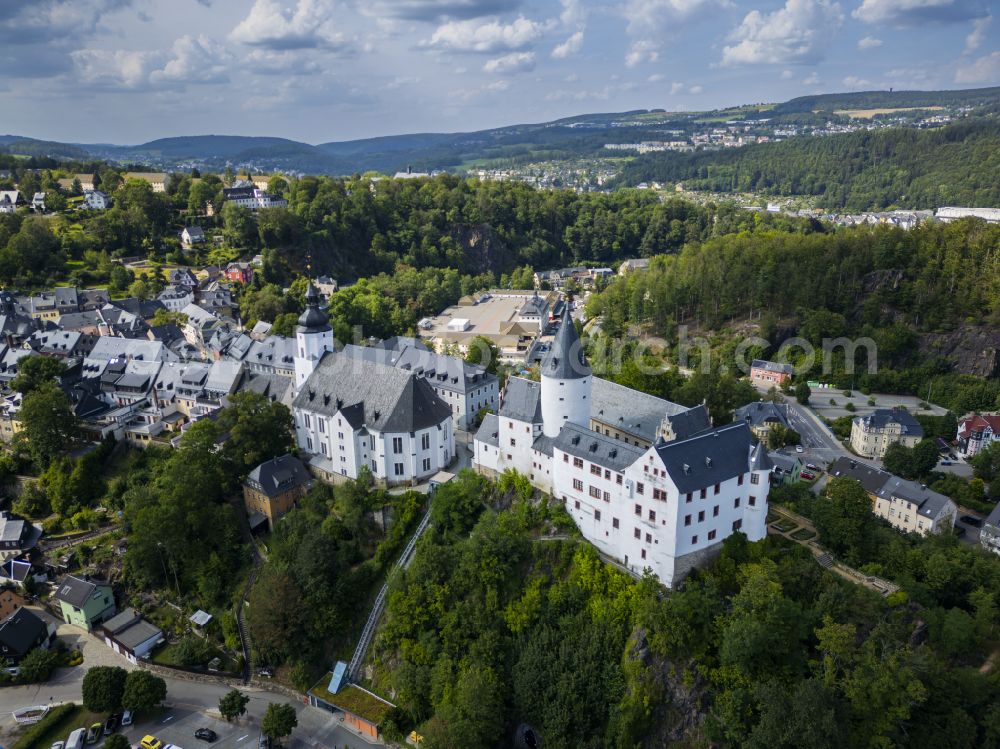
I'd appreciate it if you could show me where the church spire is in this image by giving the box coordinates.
[542,305,590,380]
[297,282,331,333]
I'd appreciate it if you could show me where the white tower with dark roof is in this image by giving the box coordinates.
[541,306,591,438]
[294,283,334,391]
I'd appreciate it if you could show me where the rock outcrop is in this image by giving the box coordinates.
[450,223,514,275]
[918,325,1000,378]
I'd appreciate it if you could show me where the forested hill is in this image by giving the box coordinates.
[619,118,1000,211]
[771,86,1000,114]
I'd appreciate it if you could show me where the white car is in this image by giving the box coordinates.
[795,445,804,453]
[51,743,65,749]
[121,710,133,727]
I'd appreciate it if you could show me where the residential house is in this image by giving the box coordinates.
[53,575,116,630]
[314,276,338,299]
[243,454,312,531]
[0,608,53,665]
[83,190,110,210]
[873,477,957,536]
[223,262,253,285]
[180,226,206,249]
[31,192,45,212]
[101,608,163,664]
[981,502,1000,556]
[769,450,804,484]
[169,267,200,290]
[749,359,794,388]
[221,186,287,210]
[0,512,41,561]
[735,401,792,443]
[0,191,25,213]
[956,413,1000,458]
[850,408,924,459]
[158,286,194,313]
[123,172,168,192]
[618,258,650,275]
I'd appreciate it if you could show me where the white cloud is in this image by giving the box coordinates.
[689,84,703,93]
[365,0,520,22]
[780,68,794,78]
[245,49,322,75]
[853,0,986,26]
[647,73,665,82]
[721,0,844,66]
[151,35,230,84]
[483,50,535,73]
[426,16,545,52]
[552,30,583,58]
[802,71,820,84]
[842,74,873,87]
[231,0,351,51]
[965,15,991,51]
[670,81,684,93]
[625,40,659,66]
[623,0,724,65]
[0,0,130,45]
[857,35,883,48]
[955,50,1000,82]
[71,48,156,89]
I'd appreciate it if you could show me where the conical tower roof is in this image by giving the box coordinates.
[542,306,590,380]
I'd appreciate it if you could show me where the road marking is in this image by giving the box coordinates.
[163,715,174,723]
[237,735,249,742]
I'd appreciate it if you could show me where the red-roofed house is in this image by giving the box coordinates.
[957,413,1000,458]
[224,262,253,285]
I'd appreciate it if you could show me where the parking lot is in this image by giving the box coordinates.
[120,705,260,749]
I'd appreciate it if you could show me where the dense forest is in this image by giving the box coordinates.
[586,219,1000,410]
[367,471,1000,748]
[620,118,1000,210]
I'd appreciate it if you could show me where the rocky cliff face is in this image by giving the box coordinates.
[919,325,1000,378]
[450,223,514,275]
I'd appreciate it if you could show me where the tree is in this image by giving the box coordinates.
[150,308,188,327]
[11,356,66,394]
[217,391,294,476]
[221,202,257,248]
[82,666,128,712]
[261,702,298,744]
[122,670,167,712]
[18,647,59,682]
[219,689,250,722]
[17,381,76,468]
[972,442,1000,485]
[104,735,131,749]
[464,335,499,374]
[794,381,811,405]
[814,477,875,562]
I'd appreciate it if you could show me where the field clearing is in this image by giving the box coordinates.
[832,106,944,119]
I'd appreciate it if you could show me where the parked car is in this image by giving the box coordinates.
[65,728,86,749]
[122,710,134,727]
[50,742,65,749]
[104,714,121,735]
[141,736,165,749]
[85,724,102,745]
[194,728,218,742]
[800,471,816,480]
[258,734,271,749]
[961,515,983,528]
[795,445,804,453]
[805,463,821,471]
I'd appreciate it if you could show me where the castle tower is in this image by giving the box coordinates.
[541,305,591,438]
[294,283,334,390]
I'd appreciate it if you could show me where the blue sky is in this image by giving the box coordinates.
[0,0,996,144]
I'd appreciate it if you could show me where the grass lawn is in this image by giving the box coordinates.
[13,703,104,749]
[791,528,817,541]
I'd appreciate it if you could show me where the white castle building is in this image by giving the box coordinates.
[474,308,771,587]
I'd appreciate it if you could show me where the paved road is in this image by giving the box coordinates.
[0,611,379,749]
[784,399,850,467]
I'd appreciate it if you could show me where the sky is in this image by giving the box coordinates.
[0,0,997,145]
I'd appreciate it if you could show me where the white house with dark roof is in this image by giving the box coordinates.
[292,289,454,485]
[474,307,769,587]
[850,407,924,459]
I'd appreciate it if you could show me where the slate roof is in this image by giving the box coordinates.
[653,421,759,493]
[751,359,794,375]
[238,371,292,403]
[294,356,452,433]
[343,343,494,396]
[246,454,311,497]
[0,514,28,544]
[0,608,47,657]
[553,422,644,472]
[498,377,542,423]
[985,501,1000,531]
[475,413,499,447]
[875,477,955,520]
[663,404,712,441]
[541,307,590,380]
[735,401,791,430]
[591,377,687,442]
[245,336,297,369]
[828,457,891,495]
[855,408,924,437]
[298,284,331,333]
[54,575,108,608]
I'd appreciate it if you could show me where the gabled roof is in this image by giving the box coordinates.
[875,477,955,520]
[856,408,923,437]
[475,413,499,448]
[498,376,542,423]
[735,401,790,429]
[541,307,590,380]
[246,454,311,497]
[54,575,109,608]
[294,356,452,433]
[591,376,687,443]
[653,421,759,493]
[663,404,712,441]
[828,456,891,494]
[750,359,794,375]
[0,608,47,656]
[553,422,644,472]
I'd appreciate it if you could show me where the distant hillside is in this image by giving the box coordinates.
[0,135,91,160]
[619,117,1000,210]
[131,135,321,159]
[772,86,1000,115]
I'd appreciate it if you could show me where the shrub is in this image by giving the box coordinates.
[867,397,876,406]
[842,390,852,397]
[845,403,856,412]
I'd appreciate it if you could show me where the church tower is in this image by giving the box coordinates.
[541,305,592,438]
[294,283,334,390]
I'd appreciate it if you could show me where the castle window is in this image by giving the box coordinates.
[751,474,760,485]
[749,496,756,507]
[708,530,717,541]
[613,518,619,529]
